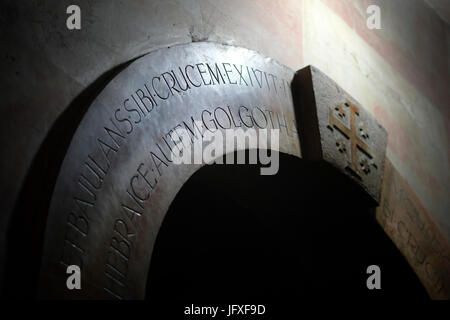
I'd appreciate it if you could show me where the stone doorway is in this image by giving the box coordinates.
[145,151,428,302]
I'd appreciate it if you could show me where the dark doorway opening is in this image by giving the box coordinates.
[146,151,428,302]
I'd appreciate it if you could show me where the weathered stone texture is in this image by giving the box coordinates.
[294,66,387,204]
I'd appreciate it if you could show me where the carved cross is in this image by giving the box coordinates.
[293,66,388,203]
[327,101,374,178]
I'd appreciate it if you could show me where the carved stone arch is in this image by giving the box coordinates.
[37,42,424,300]
[39,42,300,299]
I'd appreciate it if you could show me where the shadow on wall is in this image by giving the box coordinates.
[146,152,429,303]
[1,56,142,298]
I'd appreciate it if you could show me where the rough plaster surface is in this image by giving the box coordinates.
[425,0,450,25]
[303,0,449,241]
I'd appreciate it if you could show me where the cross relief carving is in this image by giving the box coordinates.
[293,65,388,204]
[327,101,377,179]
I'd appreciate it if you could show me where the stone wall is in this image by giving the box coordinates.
[0,0,448,298]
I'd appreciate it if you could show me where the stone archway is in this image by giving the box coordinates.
[146,151,428,303]
[39,42,299,299]
[36,42,421,300]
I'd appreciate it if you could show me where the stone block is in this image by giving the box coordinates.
[293,66,388,204]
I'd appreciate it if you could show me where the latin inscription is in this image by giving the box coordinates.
[102,104,297,299]
[377,160,450,298]
[55,57,295,297]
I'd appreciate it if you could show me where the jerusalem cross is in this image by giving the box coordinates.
[327,101,376,179]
